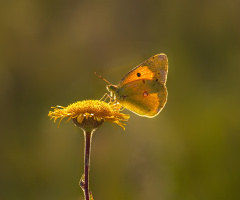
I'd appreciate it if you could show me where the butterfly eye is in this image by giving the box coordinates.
[137,73,141,77]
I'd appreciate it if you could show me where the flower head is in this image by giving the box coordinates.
[48,100,129,131]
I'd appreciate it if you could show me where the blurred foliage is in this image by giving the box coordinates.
[0,0,240,200]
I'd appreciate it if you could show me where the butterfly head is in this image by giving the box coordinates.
[106,84,117,98]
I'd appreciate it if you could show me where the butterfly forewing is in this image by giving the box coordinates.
[118,54,168,88]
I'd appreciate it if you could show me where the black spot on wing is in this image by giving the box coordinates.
[137,73,141,77]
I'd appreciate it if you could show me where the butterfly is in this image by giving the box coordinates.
[97,54,168,118]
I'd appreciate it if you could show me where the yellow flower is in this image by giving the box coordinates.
[48,100,129,131]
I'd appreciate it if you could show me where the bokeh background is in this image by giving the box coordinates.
[1,0,240,200]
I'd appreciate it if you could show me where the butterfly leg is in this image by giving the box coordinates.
[99,93,111,101]
[120,107,125,111]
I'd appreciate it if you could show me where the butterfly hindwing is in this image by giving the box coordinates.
[115,79,167,117]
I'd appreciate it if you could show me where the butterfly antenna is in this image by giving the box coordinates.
[95,72,111,84]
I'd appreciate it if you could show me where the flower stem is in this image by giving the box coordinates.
[82,130,93,200]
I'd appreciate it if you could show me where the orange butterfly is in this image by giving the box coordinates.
[98,54,168,117]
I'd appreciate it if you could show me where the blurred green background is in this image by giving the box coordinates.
[1,0,240,200]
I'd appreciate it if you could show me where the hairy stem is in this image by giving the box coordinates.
[83,130,93,200]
